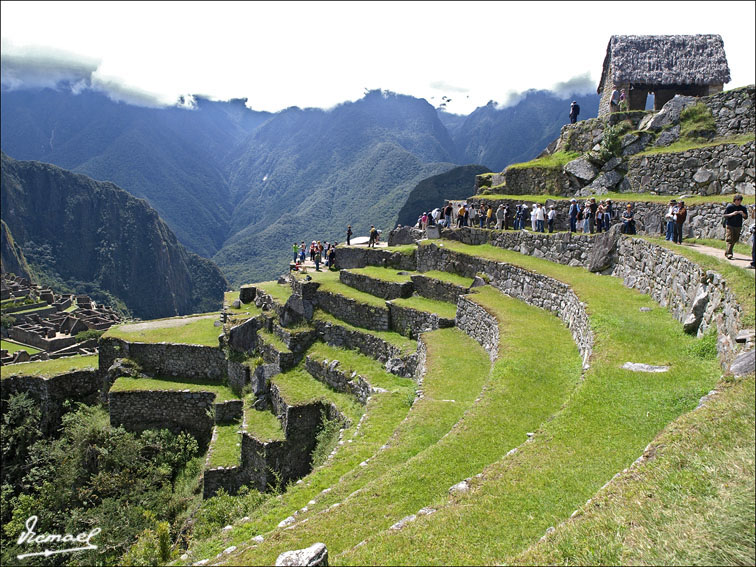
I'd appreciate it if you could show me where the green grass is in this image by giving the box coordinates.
[0,354,98,379]
[255,281,293,305]
[312,310,417,357]
[224,291,264,319]
[257,329,291,354]
[514,375,755,566]
[208,423,242,468]
[243,398,286,442]
[109,375,239,402]
[345,267,414,283]
[640,237,755,326]
[307,342,416,393]
[306,270,388,308]
[104,314,221,347]
[419,270,474,288]
[635,132,754,157]
[684,237,752,257]
[1,339,42,355]
[506,151,581,170]
[390,295,458,320]
[335,241,722,565]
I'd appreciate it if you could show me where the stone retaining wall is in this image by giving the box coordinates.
[387,302,455,339]
[203,464,248,499]
[335,246,418,271]
[455,295,500,361]
[312,317,419,378]
[315,290,390,332]
[304,356,372,404]
[503,167,573,196]
[410,274,470,303]
[215,399,244,424]
[339,270,414,300]
[706,85,755,137]
[0,368,101,434]
[109,389,216,450]
[99,337,227,381]
[272,324,318,354]
[227,315,264,354]
[626,141,755,196]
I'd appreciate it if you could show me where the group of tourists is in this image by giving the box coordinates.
[291,240,336,272]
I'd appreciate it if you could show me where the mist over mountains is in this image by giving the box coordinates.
[1,84,599,290]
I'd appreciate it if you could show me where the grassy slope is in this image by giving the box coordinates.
[109,375,239,403]
[345,240,721,565]
[0,354,98,379]
[104,314,221,347]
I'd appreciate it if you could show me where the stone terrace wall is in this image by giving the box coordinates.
[504,167,573,196]
[455,295,500,361]
[417,244,593,367]
[99,337,228,381]
[410,274,470,304]
[0,369,101,434]
[304,356,372,404]
[315,290,390,332]
[626,141,755,196]
[335,247,417,271]
[704,85,755,137]
[109,389,216,450]
[612,238,743,366]
[387,302,455,339]
[339,270,414,300]
[312,318,419,378]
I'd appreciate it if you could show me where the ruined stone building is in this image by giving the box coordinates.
[597,35,731,117]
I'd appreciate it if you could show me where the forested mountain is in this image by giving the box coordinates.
[0,153,227,319]
[1,85,598,289]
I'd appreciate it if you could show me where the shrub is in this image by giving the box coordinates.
[680,103,716,140]
[1,315,16,329]
[310,411,342,469]
[75,329,105,342]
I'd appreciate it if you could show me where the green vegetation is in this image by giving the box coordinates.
[104,314,221,347]
[506,151,581,170]
[243,398,285,442]
[312,310,417,356]
[515,375,754,566]
[420,269,474,288]
[255,280,293,305]
[1,399,202,566]
[472,191,755,206]
[224,290,264,320]
[597,123,623,162]
[679,102,717,138]
[257,328,291,354]
[391,295,459,320]
[345,266,413,283]
[0,354,98,379]
[635,132,754,157]
[208,423,242,468]
[110,375,239,403]
[640,236,755,326]
[310,411,344,469]
[305,269,388,308]
[75,328,105,342]
[0,340,41,355]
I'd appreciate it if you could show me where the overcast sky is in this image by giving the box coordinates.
[1,0,754,115]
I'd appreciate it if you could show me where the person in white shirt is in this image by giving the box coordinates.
[531,205,538,231]
[547,206,557,233]
[535,203,546,232]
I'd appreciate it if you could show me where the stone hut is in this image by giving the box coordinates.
[597,35,731,117]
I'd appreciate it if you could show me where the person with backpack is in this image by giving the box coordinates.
[368,226,378,248]
[569,101,580,124]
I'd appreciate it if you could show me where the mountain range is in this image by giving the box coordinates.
[1,85,599,292]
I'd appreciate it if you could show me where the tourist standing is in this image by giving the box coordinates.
[292,242,299,262]
[444,202,453,228]
[595,202,605,233]
[582,202,592,233]
[346,225,353,246]
[496,204,506,230]
[665,199,678,241]
[569,101,580,124]
[368,226,378,248]
[610,87,620,113]
[589,198,598,233]
[486,205,494,229]
[535,203,545,233]
[622,204,636,234]
[723,194,748,259]
[314,248,322,271]
[547,205,556,233]
[674,201,687,244]
[568,198,579,233]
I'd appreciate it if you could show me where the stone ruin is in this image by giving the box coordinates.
[1,272,122,365]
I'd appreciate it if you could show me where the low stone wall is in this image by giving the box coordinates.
[99,337,228,381]
[339,270,414,300]
[9,327,76,351]
[626,141,755,196]
[410,275,470,303]
[612,237,743,365]
[417,244,593,366]
[203,464,248,499]
[215,399,243,424]
[504,167,572,196]
[455,295,499,361]
[335,246,418,271]
[304,356,372,404]
[228,315,264,354]
[315,290,390,332]
[705,85,755,138]
[387,302,455,339]
[312,317,419,378]
[227,360,251,396]
[109,389,216,450]
[257,337,297,371]
[0,368,101,434]
[272,324,318,354]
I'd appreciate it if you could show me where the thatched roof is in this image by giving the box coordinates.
[598,35,731,93]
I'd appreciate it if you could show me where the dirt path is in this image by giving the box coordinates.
[679,242,755,275]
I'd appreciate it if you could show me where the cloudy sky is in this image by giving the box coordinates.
[1,0,754,115]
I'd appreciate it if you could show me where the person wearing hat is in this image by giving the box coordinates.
[665,199,678,241]
[569,101,580,124]
[568,198,579,233]
[547,205,557,233]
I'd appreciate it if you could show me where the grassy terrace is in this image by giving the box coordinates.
[515,375,755,566]
[103,314,221,347]
[109,375,239,403]
[312,310,417,357]
[298,269,387,308]
[419,269,474,288]
[506,150,581,170]
[227,287,582,565]
[208,423,242,468]
[257,328,291,354]
[307,342,416,393]
[473,192,756,206]
[344,266,413,283]
[224,291,264,320]
[635,132,754,157]
[390,295,458,320]
[243,397,285,442]
[640,236,755,326]
[336,239,722,564]
[0,354,98,379]
[255,280,293,305]
[1,339,42,355]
